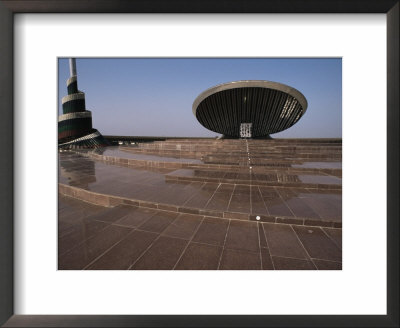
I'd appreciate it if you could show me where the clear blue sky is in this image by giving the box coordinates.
[58,58,341,138]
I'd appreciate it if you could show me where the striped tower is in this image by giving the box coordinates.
[58,58,109,149]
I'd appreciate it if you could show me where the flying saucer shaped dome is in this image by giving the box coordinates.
[192,80,308,138]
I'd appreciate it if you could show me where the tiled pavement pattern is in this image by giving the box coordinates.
[59,138,342,270]
[59,147,341,225]
[59,195,342,270]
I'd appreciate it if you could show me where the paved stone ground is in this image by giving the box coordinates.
[59,195,342,270]
[58,138,342,270]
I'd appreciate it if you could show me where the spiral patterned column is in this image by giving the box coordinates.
[58,60,109,149]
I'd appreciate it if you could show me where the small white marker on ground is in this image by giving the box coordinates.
[256,216,261,221]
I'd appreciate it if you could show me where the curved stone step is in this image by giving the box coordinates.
[59,183,341,228]
[165,168,342,190]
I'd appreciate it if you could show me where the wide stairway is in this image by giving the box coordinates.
[59,138,341,227]
[58,138,342,270]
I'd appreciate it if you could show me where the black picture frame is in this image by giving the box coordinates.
[0,1,398,327]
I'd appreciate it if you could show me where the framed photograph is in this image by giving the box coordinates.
[1,1,398,327]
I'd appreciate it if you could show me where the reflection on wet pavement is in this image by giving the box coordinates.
[292,162,342,169]
[78,143,342,170]
[59,139,342,270]
[59,151,341,221]
[165,168,341,188]
[101,147,203,164]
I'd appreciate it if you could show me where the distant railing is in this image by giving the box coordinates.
[103,135,217,145]
[104,135,342,144]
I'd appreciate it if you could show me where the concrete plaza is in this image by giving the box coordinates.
[58,138,342,270]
